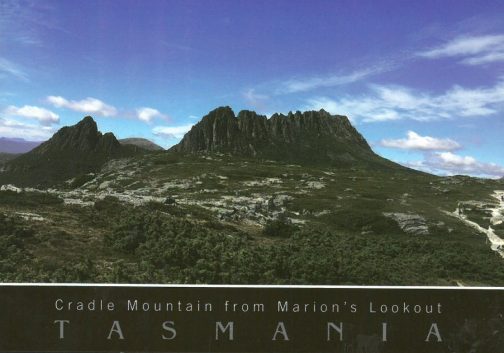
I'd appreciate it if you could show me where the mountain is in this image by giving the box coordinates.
[0,116,144,187]
[172,106,401,169]
[119,138,164,151]
[1,108,503,286]
[0,137,42,154]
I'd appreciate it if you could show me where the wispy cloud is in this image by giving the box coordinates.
[136,107,168,123]
[0,117,54,140]
[243,88,269,111]
[277,66,388,94]
[305,96,396,123]
[0,0,66,47]
[4,105,59,125]
[380,131,461,151]
[406,152,504,178]
[418,34,504,65]
[152,124,194,139]
[47,96,117,117]
[243,55,405,111]
[11,34,42,46]
[305,79,504,123]
[0,57,28,81]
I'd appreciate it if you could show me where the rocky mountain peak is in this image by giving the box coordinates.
[0,116,140,187]
[33,116,119,155]
[171,107,379,166]
[79,115,98,128]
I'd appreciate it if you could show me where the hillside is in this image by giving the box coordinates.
[0,116,145,187]
[0,153,19,165]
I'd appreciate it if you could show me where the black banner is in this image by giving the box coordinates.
[0,285,502,352]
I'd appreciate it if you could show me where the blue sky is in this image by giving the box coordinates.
[1,0,504,177]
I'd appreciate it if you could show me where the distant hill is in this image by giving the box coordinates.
[172,106,404,170]
[0,137,42,154]
[0,116,145,187]
[119,138,164,151]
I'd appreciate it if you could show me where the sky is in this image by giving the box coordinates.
[1,0,504,178]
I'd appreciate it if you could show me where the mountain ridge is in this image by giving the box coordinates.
[0,107,416,188]
[172,106,402,169]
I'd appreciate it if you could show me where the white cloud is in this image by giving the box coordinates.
[47,96,117,117]
[46,96,66,106]
[136,107,165,123]
[243,88,269,104]
[243,88,270,112]
[4,105,59,125]
[152,124,194,139]
[404,152,504,178]
[418,34,504,65]
[0,117,54,140]
[436,152,476,166]
[0,57,28,81]
[303,97,341,116]
[306,96,397,123]
[306,80,504,123]
[380,131,461,151]
[278,66,386,94]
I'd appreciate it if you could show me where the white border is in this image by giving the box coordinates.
[0,283,503,290]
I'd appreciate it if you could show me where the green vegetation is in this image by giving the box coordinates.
[0,153,18,165]
[0,188,503,285]
[262,216,298,238]
[0,139,503,285]
[0,191,63,207]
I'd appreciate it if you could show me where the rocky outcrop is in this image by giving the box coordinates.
[174,107,248,154]
[383,212,430,235]
[171,107,394,167]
